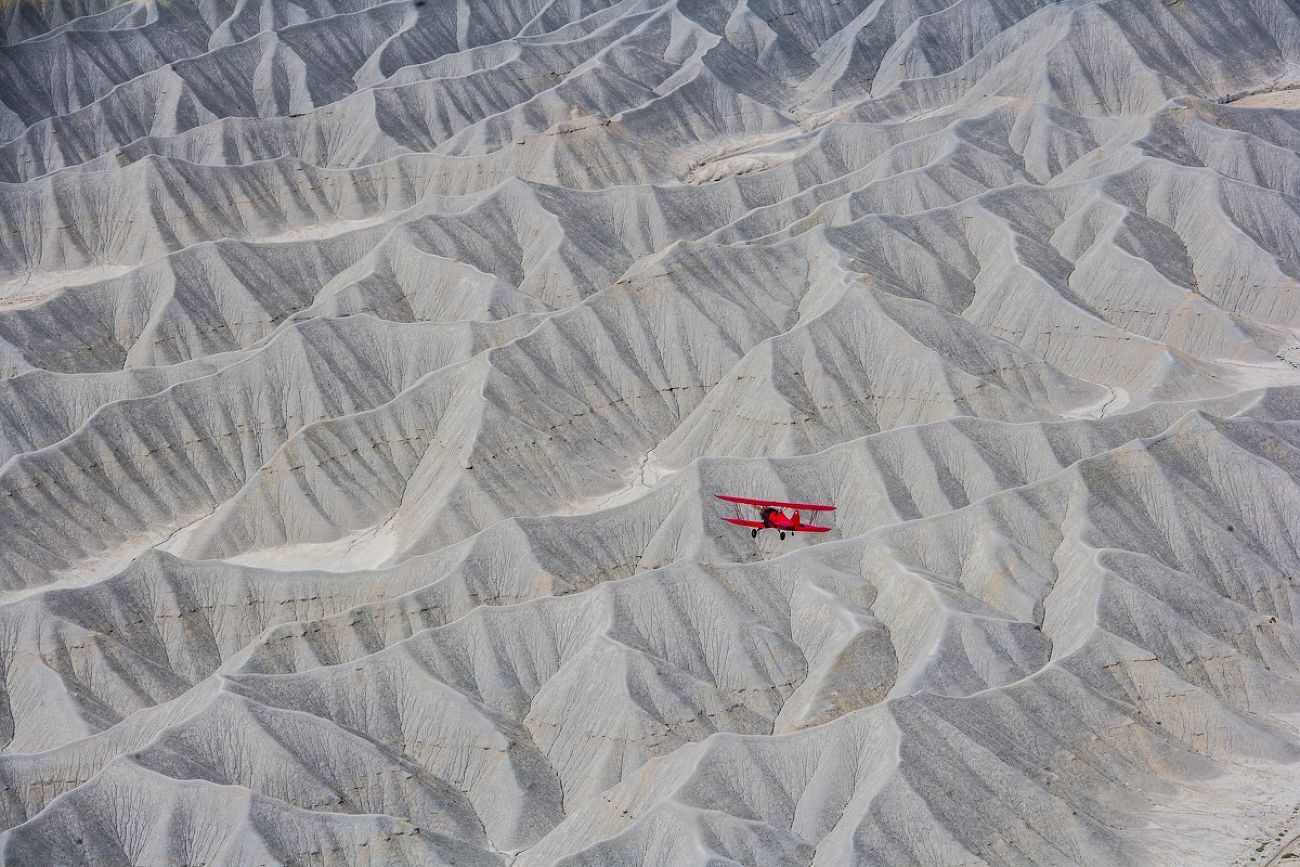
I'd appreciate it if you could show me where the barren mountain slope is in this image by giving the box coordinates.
[1,0,1300,865]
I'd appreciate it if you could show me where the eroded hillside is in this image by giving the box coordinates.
[1,0,1299,864]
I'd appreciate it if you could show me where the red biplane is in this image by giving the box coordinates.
[716,494,835,540]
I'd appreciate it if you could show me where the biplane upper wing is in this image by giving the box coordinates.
[715,494,836,512]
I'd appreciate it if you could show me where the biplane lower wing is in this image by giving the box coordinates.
[722,517,765,529]
[722,517,831,533]
[715,494,835,512]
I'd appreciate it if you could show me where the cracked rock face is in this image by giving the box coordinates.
[1,0,1300,864]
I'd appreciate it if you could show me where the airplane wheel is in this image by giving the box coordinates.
[751,529,758,539]
[779,531,786,540]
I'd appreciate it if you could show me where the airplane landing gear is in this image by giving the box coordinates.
[751,528,758,539]
[779,531,786,540]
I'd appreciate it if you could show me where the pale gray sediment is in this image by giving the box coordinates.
[0,0,1299,864]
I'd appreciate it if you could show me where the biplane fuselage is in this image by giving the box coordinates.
[757,506,804,531]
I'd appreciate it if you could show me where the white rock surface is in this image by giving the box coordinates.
[1,0,1299,864]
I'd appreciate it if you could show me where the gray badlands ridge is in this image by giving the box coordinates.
[1,0,1300,864]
